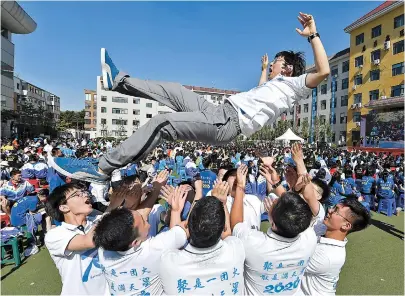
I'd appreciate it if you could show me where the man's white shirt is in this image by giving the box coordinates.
[226,74,312,137]
[159,236,245,295]
[232,220,318,295]
[301,237,348,296]
[45,214,109,296]
[98,226,187,295]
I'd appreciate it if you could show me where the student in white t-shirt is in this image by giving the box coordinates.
[301,198,370,296]
[44,183,109,296]
[231,148,323,296]
[159,182,246,295]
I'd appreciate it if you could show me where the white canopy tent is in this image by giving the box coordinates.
[275,128,304,146]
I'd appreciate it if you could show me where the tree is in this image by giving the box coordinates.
[313,117,321,143]
[300,119,309,141]
[324,122,334,143]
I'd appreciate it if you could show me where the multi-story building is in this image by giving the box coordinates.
[344,1,404,146]
[84,89,97,138]
[95,76,240,138]
[1,1,36,137]
[278,48,350,144]
[14,77,61,121]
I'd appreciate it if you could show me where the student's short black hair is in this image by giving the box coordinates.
[339,198,370,233]
[271,192,312,238]
[188,196,225,248]
[45,183,82,222]
[222,168,237,182]
[93,207,139,251]
[312,178,330,204]
[274,51,306,77]
[10,169,21,177]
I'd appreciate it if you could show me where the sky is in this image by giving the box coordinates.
[14,1,383,111]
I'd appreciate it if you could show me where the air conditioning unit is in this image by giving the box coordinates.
[373,59,380,65]
[357,103,362,108]
[384,41,390,50]
[381,95,387,100]
[333,74,338,78]
[355,122,361,127]
[352,85,357,90]
[351,104,356,109]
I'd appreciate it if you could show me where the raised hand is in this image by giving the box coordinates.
[296,12,317,37]
[153,170,169,187]
[263,196,274,214]
[211,181,230,204]
[291,142,304,163]
[261,156,275,168]
[160,185,175,202]
[261,53,269,70]
[170,185,188,213]
[236,164,248,189]
[259,165,279,185]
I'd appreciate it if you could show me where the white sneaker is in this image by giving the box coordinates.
[24,244,39,257]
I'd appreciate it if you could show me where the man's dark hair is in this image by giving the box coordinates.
[45,183,82,222]
[339,198,370,233]
[275,51,306,77]
[93,207,139,251]
[312,178,330,204]
[10,169,21,177]
[188,196,225,248]
[222,168,237,182]
[271,192,312,238]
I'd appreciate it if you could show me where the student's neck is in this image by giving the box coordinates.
[64,214,87,227]
[324,229,346,241]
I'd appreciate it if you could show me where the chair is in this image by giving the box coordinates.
[1,237,23,267]
[397,193,404,210]
[377,198,396,217]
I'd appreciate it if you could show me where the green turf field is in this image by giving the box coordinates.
[1,212,404,295]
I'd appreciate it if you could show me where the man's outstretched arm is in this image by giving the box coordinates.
[295,12,330,88]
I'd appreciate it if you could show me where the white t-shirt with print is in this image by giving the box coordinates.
[159,236,245,295]
[98,226,187,295]
[45,214,109,296]
[226,74,312,137]
[301,237,348,296]
[232,222,317,295]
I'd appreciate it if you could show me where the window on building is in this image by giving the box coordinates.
[101,118,107,124]
[331,66,338,77]
[320,115,326,124]
[85,104,91,110]
[133,120,140,126]
[146,114,152,118]
[112,108,128,114]
[355,33,364,45]
[371,49,381,61]
[17,83,19,90]
[93,119,97,125]
[85,111,91,117]
[158,102,165,106]
[101,107,107,113]
[321,84,327,95]
[341,78,349,90]
[340,113,347,124]
[330,99,337,108]
[321,100,326,110]
[354,75,362,85]
[354,93,362,104]
[341,95,348,107]
[342,60,349,73]
[393,40,404,54]
[371,25,382,38]
[289,109,294,115]
[133,109,140,115]
[394,14,404,28]
[85,94,92,101]
[330,114,336,124]
[392,62,404,76]
[354,56,363,67]
[391,84,404,97]
[101,96,107,102]
[94,95,97,101]
[369,90,379,101]
[146,103,153,108]
[112,119,128,125]
[133,98,140,104]
[304,104,309,113]
[331,81,338,92]
[353,112,361,122]
[112,97,128,103]
[370,69,380,81]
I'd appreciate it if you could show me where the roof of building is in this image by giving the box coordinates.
[1,1,36,34]
[183,85,240,95]
[344,1,403,33]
